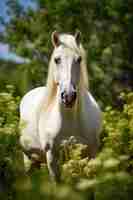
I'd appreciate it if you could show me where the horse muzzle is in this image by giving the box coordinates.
[61,90,77,108]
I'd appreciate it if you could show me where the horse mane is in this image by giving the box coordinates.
[44,34,89,110]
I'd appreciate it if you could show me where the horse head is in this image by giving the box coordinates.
[51,31,82,108]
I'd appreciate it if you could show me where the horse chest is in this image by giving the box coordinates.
[39,110,80,149]
[61,118,78,135]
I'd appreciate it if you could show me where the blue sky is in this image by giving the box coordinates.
[0,0,37,63]
[0,43,30,63]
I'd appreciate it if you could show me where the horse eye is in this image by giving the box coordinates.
[54,57,61,64]
[77,56,82,63]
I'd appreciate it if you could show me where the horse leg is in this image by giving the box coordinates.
[88,136,99,159]
[88,143,98,159]
[46,146,60,182]
[23,152,32,172]
[22,148,43,173]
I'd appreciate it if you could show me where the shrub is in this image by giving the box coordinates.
[0,85,23,200]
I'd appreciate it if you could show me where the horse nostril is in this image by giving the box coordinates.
[61,90,77,105]
[72,91,77,100]
[61,91,65,99]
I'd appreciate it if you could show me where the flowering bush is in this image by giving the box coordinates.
[0,85,23,199]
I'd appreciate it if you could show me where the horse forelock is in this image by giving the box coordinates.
[44,34,89,110]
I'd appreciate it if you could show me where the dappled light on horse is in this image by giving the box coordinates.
[19,31,102,182]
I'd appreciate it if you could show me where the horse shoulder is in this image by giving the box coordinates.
[38,99,62,149]
[19,87,47,138]
[19,86,48,150]
[86,91,102,113]
[81,91,102,134]
[20,86,47,120]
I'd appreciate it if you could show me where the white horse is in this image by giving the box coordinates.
[19,31,102,182]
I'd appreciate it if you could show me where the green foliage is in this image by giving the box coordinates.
[103,92,133,169]
[0,85,23,199]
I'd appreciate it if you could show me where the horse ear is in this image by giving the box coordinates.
[75,30,81,45]
[52,31,60,47]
